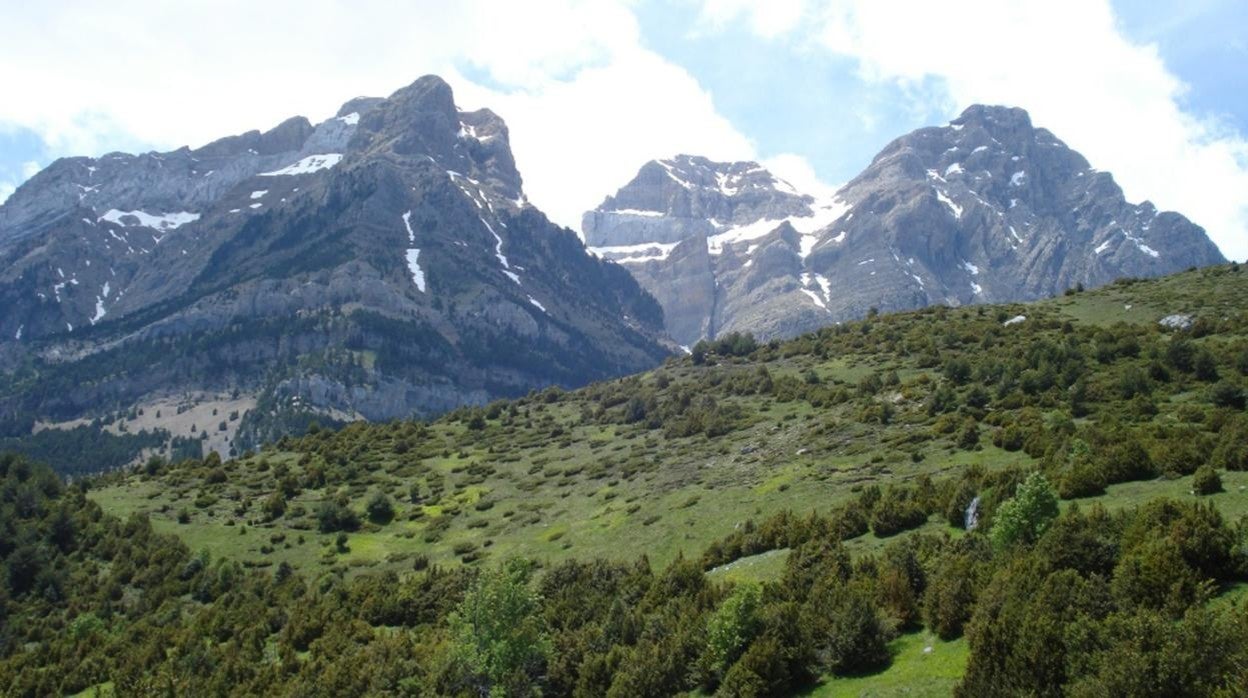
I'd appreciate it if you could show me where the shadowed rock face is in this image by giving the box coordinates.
[0,75,671,436]
[585,106,1225,345]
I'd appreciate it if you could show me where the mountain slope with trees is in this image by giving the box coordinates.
[3,263,1248,695]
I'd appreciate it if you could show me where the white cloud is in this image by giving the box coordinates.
[763,153,837,200]
[457,51,755,230]
[0,181,14,205]
[20,160,40,179]
[0,0,756,232]
[697,0,807,38]
[697,0,1248,260]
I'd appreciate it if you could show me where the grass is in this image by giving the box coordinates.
[803,632,969,697]
[86,264,1248,582]
[706,548,790,585]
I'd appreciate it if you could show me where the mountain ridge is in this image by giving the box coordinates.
[0,75,672,459]
[586,104,1225,346]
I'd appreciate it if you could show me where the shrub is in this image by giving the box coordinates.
[924,552,980,639]
[1210,381,1246,410]
[262,491,286,521]
[365,491,395,524]
[1192,466,1223,496]
[316,500,360,533]
[804,580,889,675]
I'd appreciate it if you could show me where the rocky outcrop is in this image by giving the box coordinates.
[586,106,1226,345]
[0,76,672,442]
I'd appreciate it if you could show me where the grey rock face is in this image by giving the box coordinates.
[0,75,671,436]
[586,106,1226,345]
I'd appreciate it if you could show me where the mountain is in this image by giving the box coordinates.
[28,262,1246,696]
[0,76,671,462]
[585,106,1226,346]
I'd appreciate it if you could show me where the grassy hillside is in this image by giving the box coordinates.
[91,264,1248,577]
[5,262,1248,696]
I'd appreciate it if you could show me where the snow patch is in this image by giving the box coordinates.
[402,211,416,242]
[258,153,343,176]
[91,296,107,324]
[480,217,510,269]
[405,249,426,292]
[935,189,963,219]
[527,296,547,313]
[250,190,268,200]
[1010,171,1026,186]
[99,209,200,231]
[800,289,826,309]
[1003,315,1026,326]
[815,273,832,301]
[961,260,980,275]
[944,163,964,176]
[337,112,360,126]
[589,241,680,263]
[1095,240,1111,254]
[606,208,664,217]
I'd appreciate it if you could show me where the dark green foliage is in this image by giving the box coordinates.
[870,487,929,537]
[923,548,983,640]
[365,491,395,524]
[0,426,168,478]
[1192,466,1222,495]
[1210,380,1246,409]
[316,499,360,533]
[4,266,1248,695]
[804,578,890,675]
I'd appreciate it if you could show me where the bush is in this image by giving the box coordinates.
[1059,463,1107,499]
[366,491,395,524]
[262,492,286,521]
[804,580,889,675]
[1210,381,1246,410]
[870,489,928,537]
[316,500,360,533]
[1192,466,1223,496]
[924,552,980,639]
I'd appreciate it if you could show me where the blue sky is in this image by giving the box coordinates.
[633,0,1248,194]
[1,1,1245,258]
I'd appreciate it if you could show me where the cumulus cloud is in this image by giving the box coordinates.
[696,0,1248,260]
[0,0,763,231]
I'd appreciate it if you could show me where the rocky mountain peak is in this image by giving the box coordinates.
[952,104,1033,132]
[0,75,671,446]
[587,104,1225,347]
[583,156,815,249]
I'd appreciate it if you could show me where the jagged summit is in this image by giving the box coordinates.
[583,155,813,249]
[586,104,1225,346]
